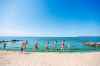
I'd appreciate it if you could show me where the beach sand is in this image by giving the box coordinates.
[0,51,100,66]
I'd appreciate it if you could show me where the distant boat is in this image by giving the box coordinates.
[83,42,100,47]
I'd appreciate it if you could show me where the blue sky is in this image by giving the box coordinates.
[0,0,100,36]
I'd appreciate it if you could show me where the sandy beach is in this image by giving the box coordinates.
[0,51,100,66]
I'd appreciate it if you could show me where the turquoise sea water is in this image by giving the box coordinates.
[0,36,100,52]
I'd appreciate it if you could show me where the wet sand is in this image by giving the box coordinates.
[0,51,100,66]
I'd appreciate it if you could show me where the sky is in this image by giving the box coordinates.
[0,0,100,37]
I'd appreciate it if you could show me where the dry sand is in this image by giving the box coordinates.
[0,51,100,66]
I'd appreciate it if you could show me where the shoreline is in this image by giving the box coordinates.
[0,51,100,66]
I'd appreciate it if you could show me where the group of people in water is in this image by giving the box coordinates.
[1,40,66,52]
[20,40,65,52]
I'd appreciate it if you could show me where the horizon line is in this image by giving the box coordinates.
[0,35,100,37]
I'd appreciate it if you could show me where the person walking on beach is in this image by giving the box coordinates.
[20,40,28,52]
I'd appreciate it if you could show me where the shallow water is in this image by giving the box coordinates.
[0,36,100,52]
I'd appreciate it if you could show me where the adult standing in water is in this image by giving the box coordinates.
[45,41,49,51]
[61,40,65,51]
[4,42,7,49]
[34,40,39,51]
[20,40,28,52]
[3,40,7,49]
[35,41,39,49]
[51,40,57,51]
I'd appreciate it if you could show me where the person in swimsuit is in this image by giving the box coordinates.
[20,40,28,52]
[3,42,7,49]
[52,41,55,48]
[35,40,39,49]
[61,40,65,51]
[32,40,39,52]
[45,41,49,50]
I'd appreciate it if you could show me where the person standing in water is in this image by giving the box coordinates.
[35,41,39,49]
[34,40,39,51]
[52,40,57,48]
[20,40,28,52]
[3,40,7,49]
[51,41,54,49]
[45,41,49,50]
[51,40,57,52]
[61,40,65,51]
